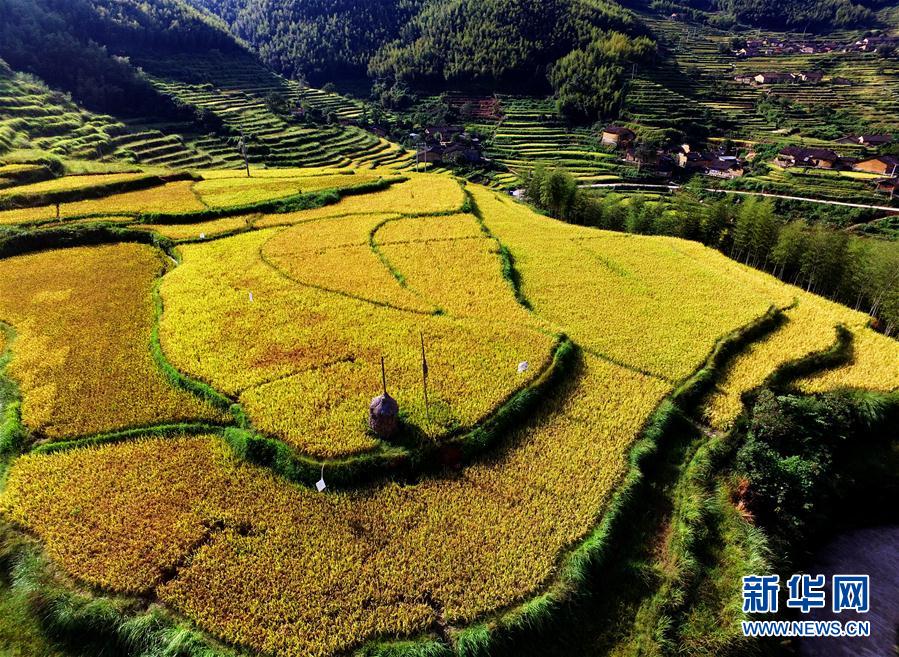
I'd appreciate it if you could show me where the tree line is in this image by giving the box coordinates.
[524,165,899,335]
[669,0,882,30]
[187,0,655,124]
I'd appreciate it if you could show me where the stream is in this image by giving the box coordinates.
[799,526,899,657]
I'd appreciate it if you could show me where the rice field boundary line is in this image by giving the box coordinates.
[582,182,899,213]
[368,215,412,287]
[466,190,532,310]
[368,211,529,320]
[256,230,440,316]
[234,355,359,399]
[580,345,677,386]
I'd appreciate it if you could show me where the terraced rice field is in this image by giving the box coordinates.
[475,97,627,186]
[0,167,896,657]
[730,165,890,205]
[633,14,899,141]
[1,53,414,174]
[0,168,394,226]
[139,53,414,172]
[0,64,223,168]
[0,243,225,439]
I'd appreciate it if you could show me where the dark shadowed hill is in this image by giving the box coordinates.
[0,0,244,116]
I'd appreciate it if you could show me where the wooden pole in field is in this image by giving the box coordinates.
[420,332,430,424]
[239,133,250,178]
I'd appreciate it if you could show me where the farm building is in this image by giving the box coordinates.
[601,126,636,148]
[798,71,824,84]
[754,72,793,84]
[838,134,893,147]
[706,158,745,178]
[875,178,898,197]
[776,146,841,169]
[423,125,463,146]
[418,143,483,166]
[853,156,899,176]
[797,70,824,83]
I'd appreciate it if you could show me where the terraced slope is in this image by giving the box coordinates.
[2,51,414,174]
[477,97,626,187]
[0,62,223,168]
[632,14,899,141]
[141,53,414,171]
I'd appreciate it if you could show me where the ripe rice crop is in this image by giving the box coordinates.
[375,213,486,244]
[0,244,227,438]
[1,354,670,657]
[198,168,350,180]
[261,214,429,312]
[136,215,255,240]
[703,297,872,430]
[254,174,465,229]
[194,174,377,208]
[799,327,899,393]
[160,226,552,457]
[1,174,897,657]
[0,181,206,225]
[378,232,538,321]
[0,173,148,200]
[470,188,796,381]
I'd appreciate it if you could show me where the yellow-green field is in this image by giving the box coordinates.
[0,172,148,200]
[0,244,226,438]
[0,168,399,226]
[0,167,896,657]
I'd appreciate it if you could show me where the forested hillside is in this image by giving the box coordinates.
[0,0,243,116]
[188,0,655,109]
[187,0,423,83]
[656,0,892,29]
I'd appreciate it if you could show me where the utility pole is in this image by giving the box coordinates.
[420,332,430,425]
[238,133,251,178]
[409,132,424,172]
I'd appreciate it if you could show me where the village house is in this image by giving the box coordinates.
[736,38,840,58]
[831,77,853,86]
[837,134,893,148]
[876,178,899,198]
[776,146,841,169]
[423,125,463,147]
[852,35,899,52]
[706,158,745,179]
[673,145,717,171]
[754,72,794,85]
[419,144,484,166]
[601,125,636,148]
[853,155,899,176]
